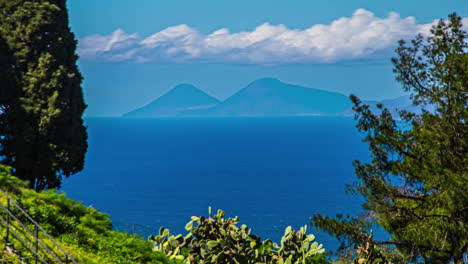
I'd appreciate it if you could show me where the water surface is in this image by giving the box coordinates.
[62,117,371,250]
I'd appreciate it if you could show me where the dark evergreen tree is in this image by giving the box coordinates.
[0,0,87,190]
[312,14,467,263]
[0,34,14,105]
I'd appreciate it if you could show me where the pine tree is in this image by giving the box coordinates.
[312,13,467,263]
[0,0,87,190]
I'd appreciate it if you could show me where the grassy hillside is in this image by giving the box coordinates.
[0,165,173,264]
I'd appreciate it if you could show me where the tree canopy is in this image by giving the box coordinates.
[0,0,87,190]
[312,13,467,263]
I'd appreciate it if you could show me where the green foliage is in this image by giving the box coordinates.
[150,207,327,264]
[0,0,87,190]
[15,189,111,236]
[0,166,171,263]
[0,165,28,194]
[352,234,410,264]
[311,214,371,251]
[354,241,390,264]
[312,13,467,264]
[60,229,172,264]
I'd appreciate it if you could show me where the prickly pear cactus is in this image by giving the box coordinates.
[273,225,326,264]
[148,227,190,261]
[150,207,327,264]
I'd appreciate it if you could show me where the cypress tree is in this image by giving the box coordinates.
[0,33,13,105]
[0,0,87,190]
[312,14,467,263]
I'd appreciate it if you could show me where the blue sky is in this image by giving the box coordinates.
[67,0,468,116]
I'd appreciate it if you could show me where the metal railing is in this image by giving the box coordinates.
[0,188,78,263]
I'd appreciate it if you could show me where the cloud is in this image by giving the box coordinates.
[77,9,468,65]
[78,29,141,61]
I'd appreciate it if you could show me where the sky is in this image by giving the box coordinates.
[67,0,468,116]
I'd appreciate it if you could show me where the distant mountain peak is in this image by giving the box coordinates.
[123,83,220,117]
[159,83,218,100]
[172,83,199,90]
[250,77,282,85]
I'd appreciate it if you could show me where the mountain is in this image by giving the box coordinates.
[181,78,352,116]
[123,84,220,117]
[124,79,429,118]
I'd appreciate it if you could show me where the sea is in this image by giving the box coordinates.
[61,116,378,252]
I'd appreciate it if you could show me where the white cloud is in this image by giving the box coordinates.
[78,29,141,62]
[77,9,468,64]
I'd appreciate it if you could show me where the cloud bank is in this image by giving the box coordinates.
[77,9,468,65]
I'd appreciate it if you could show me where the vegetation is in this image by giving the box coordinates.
[150,207,326,264]
[0,164,171,263]
[312,13,467,263]
[0,0,87,190]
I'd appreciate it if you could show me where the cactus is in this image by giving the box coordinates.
[150,208,327,264]
[274,225,325,264]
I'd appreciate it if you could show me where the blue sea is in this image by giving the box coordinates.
[61,117,376,251]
